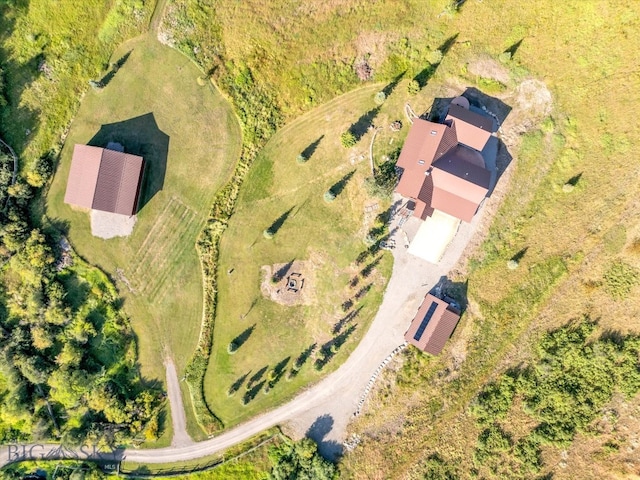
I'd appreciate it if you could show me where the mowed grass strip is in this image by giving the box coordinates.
[47,35,242,440]
[203,85,399,426]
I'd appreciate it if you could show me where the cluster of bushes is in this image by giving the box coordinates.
[268,437,337,480]
[469,320,640,475]
[0,0,161,446]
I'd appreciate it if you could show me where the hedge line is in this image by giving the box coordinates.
[183,61,283,433]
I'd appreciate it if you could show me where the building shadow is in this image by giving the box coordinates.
[430,276,469,313]
[88,112,169,212]
[427,89,513,195]
[305,414,343,461]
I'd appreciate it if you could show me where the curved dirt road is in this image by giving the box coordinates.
[123,202,484,464]
[0,199,483,467]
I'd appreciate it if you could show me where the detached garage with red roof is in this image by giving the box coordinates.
[64,144,144,216]
[404,293,461,355]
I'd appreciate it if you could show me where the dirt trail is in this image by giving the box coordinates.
[165,359,194,448]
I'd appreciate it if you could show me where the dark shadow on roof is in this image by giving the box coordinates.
[88,112,169,212]
[427,89,513,196]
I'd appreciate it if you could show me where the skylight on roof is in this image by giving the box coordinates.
[430,130,437,135]
[418,160,425,165]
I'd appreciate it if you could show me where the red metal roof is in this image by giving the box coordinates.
[64,144,144,216]
[404,293,461,355]
[445,104,493,151]
[394,99,494,223]
[63,145,102,209]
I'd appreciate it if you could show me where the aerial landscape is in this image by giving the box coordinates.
[0,0,639,478]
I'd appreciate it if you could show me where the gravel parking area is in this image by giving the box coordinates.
[91,210,137,239]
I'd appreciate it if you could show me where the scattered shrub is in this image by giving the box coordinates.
[340,131,357,148]
[323,190,336,202]
[407,79,420,95]
[354,59,373,81]
[498,51,512,64]
[562,183,575,193]
[374,91,386,105]
[603,224,626,254]
[507,259,519,270]
[428,49,444,65]
[603,260,639,299]
[296,153,307,164]
[263,228,274,239]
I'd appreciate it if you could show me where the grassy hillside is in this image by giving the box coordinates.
[47,33,242,434]
[204,84,399,426]
[336,1,640,478]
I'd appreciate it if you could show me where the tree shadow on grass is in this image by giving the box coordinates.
[361,256,382,278]
[349,107,381,142]
[98,50,132,88]
[305,414,343,461]
[88,112,169,212]
[265,207,294,236]
[228,371,251,395]
[247,365,268,389]
[566,172,582,186]
[315,325,357,370]
[333,306,362,334]
[413,33,458,89]
[511,247,528,264]
[382,71,406,97]
[242,380,265,405]
[229,324,255,353]
[328,170,355,198]
[504,39,524,57]
[267,356,290,388]
[301,135,324,161]
[294,343,317,369]
[272,258,295,283]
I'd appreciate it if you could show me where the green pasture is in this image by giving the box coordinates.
[47,34,242,440]
[203,84,404,425]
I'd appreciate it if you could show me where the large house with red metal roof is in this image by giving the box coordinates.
[64,144,144,216]
[395,97,493,223]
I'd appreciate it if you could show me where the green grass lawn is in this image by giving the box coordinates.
[47,34,242,440]
[203,84,405,426]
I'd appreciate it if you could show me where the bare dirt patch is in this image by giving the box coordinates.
[261,260,315,306]
[468,55,511,84]
[90,210,137,239]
